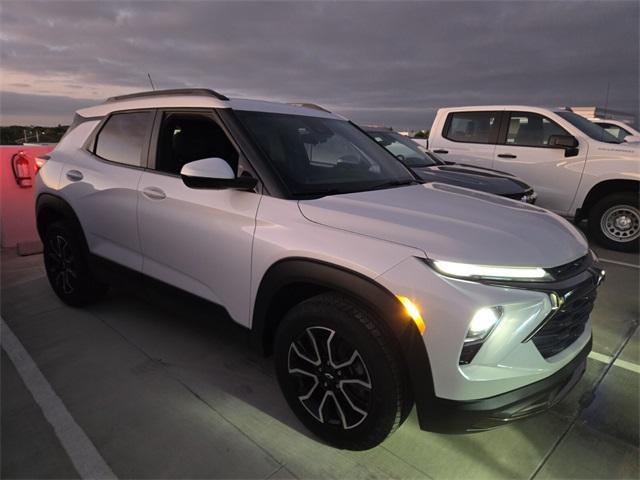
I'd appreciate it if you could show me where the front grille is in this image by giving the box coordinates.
[531,278,598,358]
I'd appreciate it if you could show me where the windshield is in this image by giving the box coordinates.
[236,111,418,197]
[365,130,438,167]
[556,111,623,144]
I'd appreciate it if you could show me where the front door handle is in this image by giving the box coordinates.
[497,153,517,159]
[66,170,83,182]
[142,186,166,200]
[433,149,448,154]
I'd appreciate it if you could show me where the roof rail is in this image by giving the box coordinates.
[288,102,332,113]
[105,88,229,103]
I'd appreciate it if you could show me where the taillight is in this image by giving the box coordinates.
[11,151,33,188]
[35,154,50,174]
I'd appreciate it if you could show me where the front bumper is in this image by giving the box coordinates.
[378,253,603,434]
[417,336,591,433]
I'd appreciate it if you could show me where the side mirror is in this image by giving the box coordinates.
[180,157,258,191]
[548,134,578,149]
[623,135,640,143]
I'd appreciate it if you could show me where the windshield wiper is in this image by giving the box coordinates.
[369,179,423,191]
[294,188,345,198]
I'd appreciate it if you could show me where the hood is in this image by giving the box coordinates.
[299,183,588,268]
[412,164,531,196]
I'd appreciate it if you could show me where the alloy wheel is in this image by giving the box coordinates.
[46,234,77,294]
[287,326,372,430]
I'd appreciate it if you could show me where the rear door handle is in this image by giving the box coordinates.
[66,170,83,182]
[497,154,517,159]
[142,186,166,200]
[433,149,448,154]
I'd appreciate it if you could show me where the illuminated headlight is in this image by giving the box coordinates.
[430,260,552,282]
[465,306,503,343]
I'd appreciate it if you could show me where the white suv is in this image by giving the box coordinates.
[36,89,604,450]
[429,106,640,252]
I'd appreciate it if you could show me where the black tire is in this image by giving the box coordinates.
[43,221,107,306]
[274,292,411,450]
[588,192,639,253]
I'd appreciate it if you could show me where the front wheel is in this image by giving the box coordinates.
[588,192,639,252]
[274,293,411,450]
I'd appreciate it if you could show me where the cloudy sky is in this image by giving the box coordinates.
[1,0,638,129]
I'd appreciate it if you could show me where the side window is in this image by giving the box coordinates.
[598,123,627,141]
[155,112,239,175]
[95,111,152,166]
[506,112,569,147]
[444,111,500,144]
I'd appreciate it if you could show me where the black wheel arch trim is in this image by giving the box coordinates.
[250,257,437,428]
[36,193,87,243]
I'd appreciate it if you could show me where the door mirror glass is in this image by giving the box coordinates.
[180,157,257,190]
[548,134,579,149]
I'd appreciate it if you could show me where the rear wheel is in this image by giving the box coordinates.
[588,192,639,252]
[275,292,411,450]
[43,221,107,306]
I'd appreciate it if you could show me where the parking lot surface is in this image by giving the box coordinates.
[2,243,638,479]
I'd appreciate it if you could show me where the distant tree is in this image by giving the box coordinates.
[413,130,430,139]
[0,125,68,145]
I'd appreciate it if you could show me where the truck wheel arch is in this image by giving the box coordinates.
[578,179,640,220]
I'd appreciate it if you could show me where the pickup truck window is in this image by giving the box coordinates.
[505,112,568,147]
[556,111,622,143]
[595,122,630,141]
[444,111,500,144]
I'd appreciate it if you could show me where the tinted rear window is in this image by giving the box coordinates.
[95,111,153,166]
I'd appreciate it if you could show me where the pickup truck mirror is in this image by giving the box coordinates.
[548,134,579,149]
[180,157,258,191]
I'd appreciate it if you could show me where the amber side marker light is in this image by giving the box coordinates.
[396,295,425,334]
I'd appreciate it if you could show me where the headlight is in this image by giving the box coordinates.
[465,306,503,343]
[429,259,552,282]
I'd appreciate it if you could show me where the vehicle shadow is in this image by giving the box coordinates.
[90,281,317,440]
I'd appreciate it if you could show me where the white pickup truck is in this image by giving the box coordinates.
[429,106,639,252]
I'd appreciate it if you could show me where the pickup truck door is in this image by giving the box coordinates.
[493,111,587,215]
[429,110,501,169]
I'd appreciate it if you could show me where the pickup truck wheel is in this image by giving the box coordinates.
[274,292,411,450]
[589,192,639,252]
[43,221,107,306]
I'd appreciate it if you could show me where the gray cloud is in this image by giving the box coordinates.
[0,0,638,128]
[0,91,95,125]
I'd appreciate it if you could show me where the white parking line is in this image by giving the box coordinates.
[599,258,640,269]
[589,351,640,374]
[1,317,117,479]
